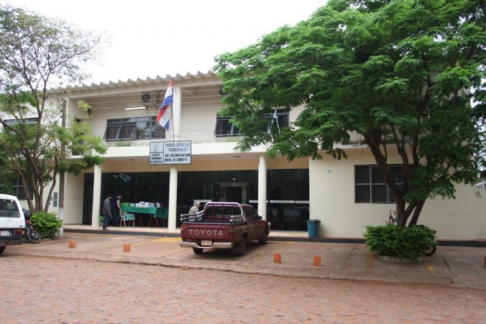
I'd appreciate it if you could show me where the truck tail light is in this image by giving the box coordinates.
[180,225,185,232]
[228,227,234,235]
[13,229,24,235]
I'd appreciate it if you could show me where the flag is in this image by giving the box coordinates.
[157,79,173,131]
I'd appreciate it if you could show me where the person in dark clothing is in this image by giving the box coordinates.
[110,193,123,227]
[102,193,113,230]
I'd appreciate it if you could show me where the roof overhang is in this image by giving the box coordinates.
[49,71,220,99]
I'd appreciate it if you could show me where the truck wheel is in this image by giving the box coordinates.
[233,241,246,256]
[259,231,269,245]
[0,246,5,255]
[193,248,203,255]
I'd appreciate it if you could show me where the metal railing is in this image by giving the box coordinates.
[180,212,246,224]
[180,211,204,223]
[475,178,486,190]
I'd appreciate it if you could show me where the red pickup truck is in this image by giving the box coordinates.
[180,202,270,256]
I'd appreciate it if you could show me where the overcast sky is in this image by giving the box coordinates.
[6,0,327,85]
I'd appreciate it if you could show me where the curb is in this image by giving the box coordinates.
[9,249,455,287]
[64,228,486,247]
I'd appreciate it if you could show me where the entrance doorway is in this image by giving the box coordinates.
[82,174,94,225]
[218,182,247,203]
[226,187,243,203]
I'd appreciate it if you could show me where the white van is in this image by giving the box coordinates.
[0,194,25,255]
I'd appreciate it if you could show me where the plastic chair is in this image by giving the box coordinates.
[120,211,135,227]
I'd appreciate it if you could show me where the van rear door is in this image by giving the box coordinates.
[0,195,25,246]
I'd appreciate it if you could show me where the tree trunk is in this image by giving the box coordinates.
[408,200,425,226]
[395,198,407,227]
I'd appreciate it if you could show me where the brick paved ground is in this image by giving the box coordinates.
[1,255,485,323]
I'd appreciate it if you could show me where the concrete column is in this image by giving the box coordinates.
[172,84,182,140]
[91,165,102,228]
[258,155,267,220]
[168,166,178,232]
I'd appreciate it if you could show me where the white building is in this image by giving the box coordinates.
[44,71,485,240]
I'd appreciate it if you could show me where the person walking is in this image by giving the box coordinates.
[111,193,123,227]
[102,193,113,230]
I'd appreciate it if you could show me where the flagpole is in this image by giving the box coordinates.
[170,103,175,141]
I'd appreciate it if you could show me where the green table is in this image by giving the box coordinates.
[121,206,167,227]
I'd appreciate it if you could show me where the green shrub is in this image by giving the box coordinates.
[364,224,437,260]
[30,211,63,239]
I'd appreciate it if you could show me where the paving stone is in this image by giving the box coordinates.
[2,242,486,323]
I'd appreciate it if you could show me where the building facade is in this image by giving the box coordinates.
[50,71,485,240]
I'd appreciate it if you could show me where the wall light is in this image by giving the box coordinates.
[124,106,146,111]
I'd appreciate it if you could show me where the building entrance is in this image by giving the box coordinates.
[218,182,247,203]
[176,169,309,230]
[226,186,243,203]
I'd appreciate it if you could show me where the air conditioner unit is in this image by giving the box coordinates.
[141,93,151,104]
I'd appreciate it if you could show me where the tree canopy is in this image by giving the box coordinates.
[0,5,106,212]
[215,0,486,226]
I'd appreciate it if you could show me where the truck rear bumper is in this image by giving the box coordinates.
[180,241,234,249]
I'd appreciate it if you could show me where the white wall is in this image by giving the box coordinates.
[309,149,486,240]
[179,85,223,142]
[18,180,59,216]
[86,93,159,141]
[421,185,486,240]
[64,173,85,224]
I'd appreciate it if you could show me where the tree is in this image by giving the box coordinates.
[215,0,486,227]
[0,5,106,213]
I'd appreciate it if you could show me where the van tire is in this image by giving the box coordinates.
[0,246,5,255]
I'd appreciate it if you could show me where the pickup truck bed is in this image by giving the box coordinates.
[180,202,270,256]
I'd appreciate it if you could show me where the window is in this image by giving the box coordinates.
[0,177,28,200]
[215,117,240,137]
[4,118,38,126]
[266,109,289,135]
[104,117,164,141]
[215,110,290,138]
[53,192,58,208]
[245,206,258,219]
[3,118,39,135]
[0,198,20,218]
[355,165,404,203]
